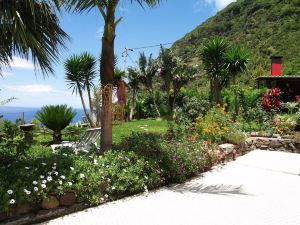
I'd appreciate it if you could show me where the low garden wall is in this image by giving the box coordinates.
[245,133,300,153]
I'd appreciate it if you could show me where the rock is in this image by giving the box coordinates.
[41,196,59,210]
[272,134,281,139]
[60,192,76,206]
[250,132,259,137]
[219,143,235,154]
[269,141,283,148]
[16,204,32,214]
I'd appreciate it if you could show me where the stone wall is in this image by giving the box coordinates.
[245,136,300,153]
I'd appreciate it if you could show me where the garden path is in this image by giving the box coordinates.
[39,150,300,225]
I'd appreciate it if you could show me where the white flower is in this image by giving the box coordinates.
[42,180,47,184]
[32,181,38,185]
[9,199,15,204]
[58,180,63,185]
[34,187,38,192]
[60,175,66,180]
[112,186,115,190]
[41,162,47,166]
[54,171,58,176]
[144,176,148,180]
[106,165,109,168]
[57,186,62,190]
[24,189,31,195]
[53,163,57,166]
[40,175,44,179]
[94,159,98,165]
[63,153,68,157]
[68,182,72,186]
[41,184,46,189]
[25,166,30,170]
[80,173,85,178]
[70,167,74,171]
[52,166,56,170]
[107,178,111,182]
[101,197,104,201]
[47,176,52,182]
[104,194,108,198]
[7,190,13,195]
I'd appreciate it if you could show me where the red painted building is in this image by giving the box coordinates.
[257,56,300,102]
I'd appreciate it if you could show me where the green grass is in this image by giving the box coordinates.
[33,118,169,146]
[112,118,168,143]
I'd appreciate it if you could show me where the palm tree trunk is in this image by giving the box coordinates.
[86,84,96,127]
[212,78,221,104]
[150,89,160,117]
[78,85,93,126]
[129,88,136,121]
[100,5,116,151]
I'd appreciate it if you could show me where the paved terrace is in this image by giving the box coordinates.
[39,150,300,225]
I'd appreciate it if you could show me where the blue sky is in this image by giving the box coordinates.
[1,0,235,108]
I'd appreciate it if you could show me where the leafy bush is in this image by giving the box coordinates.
[63,125,85,142]
[273,114,298,134]
[36,105,76,143]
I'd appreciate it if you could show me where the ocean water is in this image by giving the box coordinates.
[0,106,85,123]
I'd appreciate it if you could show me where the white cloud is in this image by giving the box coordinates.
[6,84,53,93]
[205,0,236,10]
[9,57,34,70]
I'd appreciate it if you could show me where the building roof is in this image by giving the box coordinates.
[257,75,300,80]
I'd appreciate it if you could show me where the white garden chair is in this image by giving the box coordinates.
[51,128,101,152]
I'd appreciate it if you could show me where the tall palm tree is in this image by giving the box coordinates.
[63,0,162,150]
[64,54,95,127]
[127,67,140,120]
[0,0,69,75]
[137,52,160,117]
[225,47,250,120]
[201,37,229,104]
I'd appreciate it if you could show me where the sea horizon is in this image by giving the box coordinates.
[0,106,85,123]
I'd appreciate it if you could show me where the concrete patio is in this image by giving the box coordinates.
[39,150,300,225]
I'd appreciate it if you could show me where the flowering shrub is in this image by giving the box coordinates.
[0,131,216,213]
[273,115,297,134]
[261,88,282,111]
[190,105,241,144]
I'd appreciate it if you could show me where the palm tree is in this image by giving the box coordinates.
[225,47,250,120]
[36,105,76,143]
[127,67,140,120]
[0,0,69,75]
[81,52,98,125]
[137,52,160,117]
[64,54,95,127]
[201,37,229,104]
[63,0,161,150]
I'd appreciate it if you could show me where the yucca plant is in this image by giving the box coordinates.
[36,105,76,143]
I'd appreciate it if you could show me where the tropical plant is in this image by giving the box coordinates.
[35,105,76,143]
[225,47,250,120]
[64,53,97,127]
[137,52,160,116]
[63,0,162,151]
[0,0,69,75]
[261,88,282,111]
[201,37,229,104]
[285,102,299,114]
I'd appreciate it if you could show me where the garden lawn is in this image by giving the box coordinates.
[112,118,168,143]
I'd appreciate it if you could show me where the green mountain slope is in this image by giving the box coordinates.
[172,0,300,76]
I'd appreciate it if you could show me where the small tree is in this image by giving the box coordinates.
[157,47,198,115]
[36,105,76,143]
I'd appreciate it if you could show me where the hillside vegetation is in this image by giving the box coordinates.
[172,0,300,76]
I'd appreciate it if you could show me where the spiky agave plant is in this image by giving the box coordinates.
[36,105,76,143]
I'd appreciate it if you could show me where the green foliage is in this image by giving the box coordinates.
[0,0,69,74]
[36,105,76,143]
[285,102,299,114]
[172,0,300,79]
